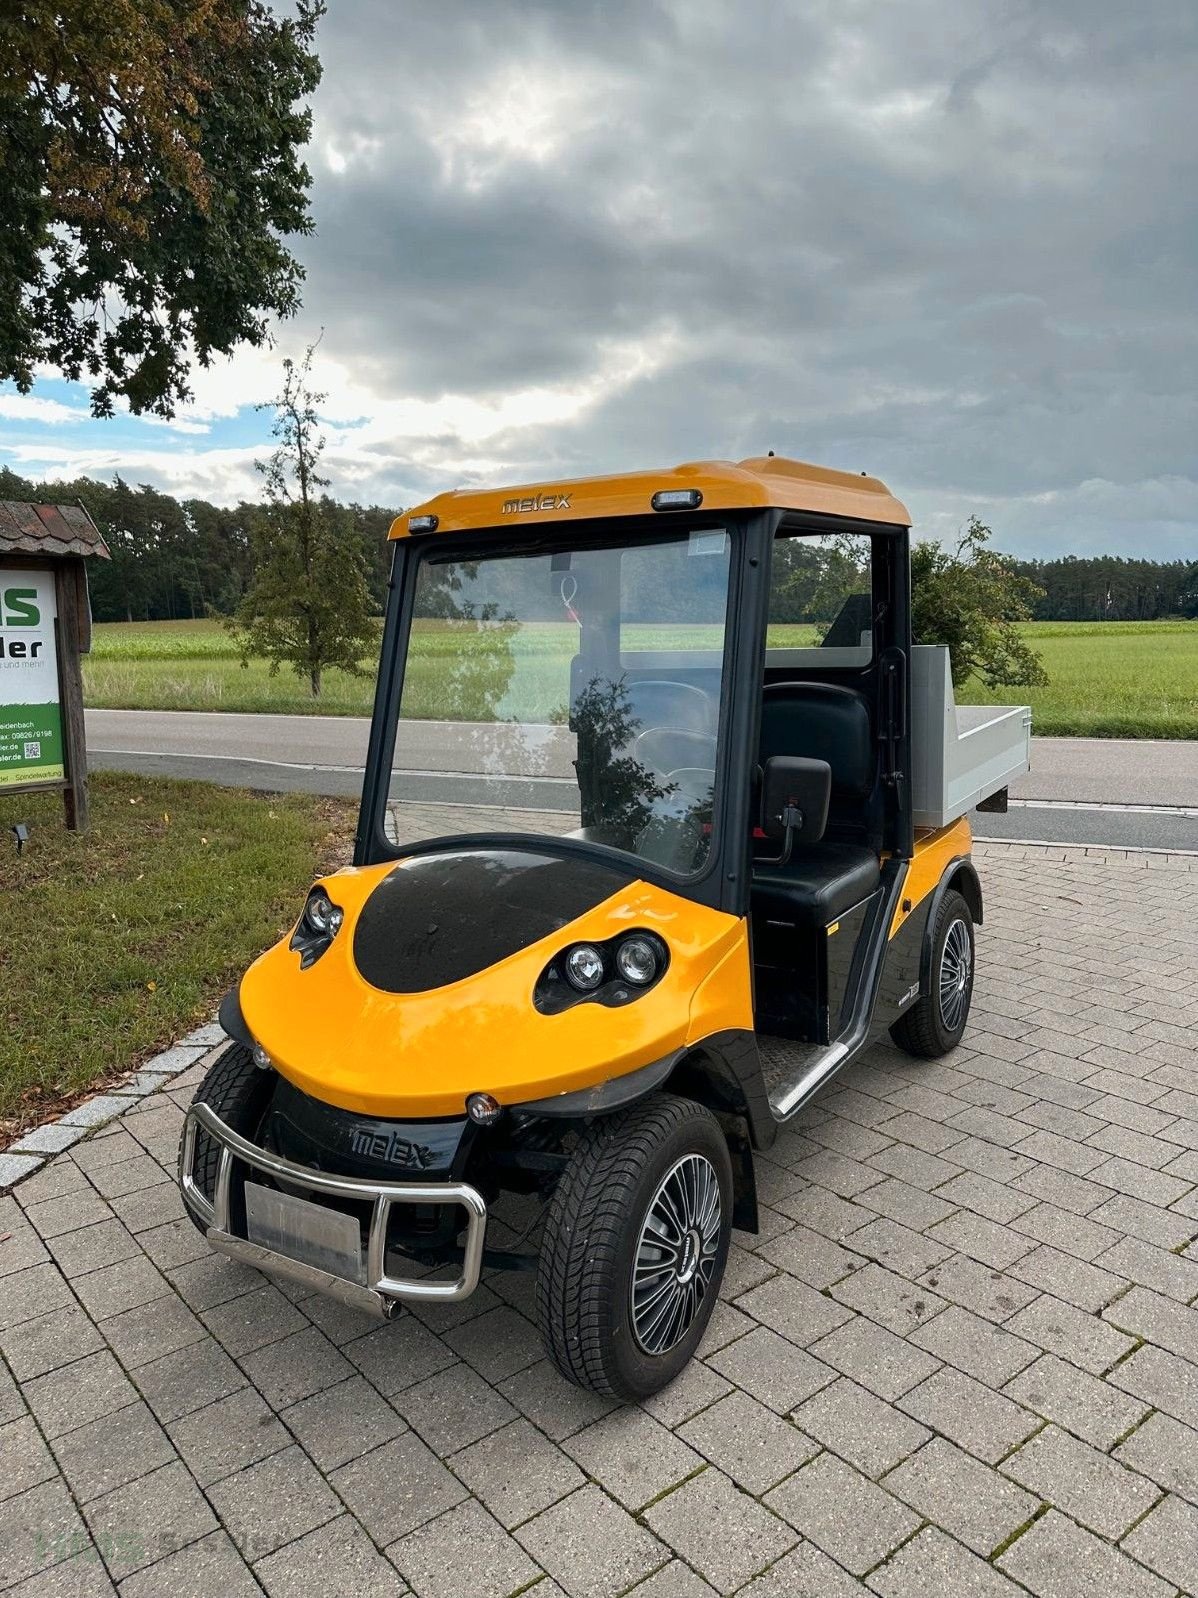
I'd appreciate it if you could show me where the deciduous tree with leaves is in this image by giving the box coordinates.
[912,516,1049,688]
[0,0,322,416]
[231,345,376,697]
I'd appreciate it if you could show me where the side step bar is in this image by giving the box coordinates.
[768,859,909,1121]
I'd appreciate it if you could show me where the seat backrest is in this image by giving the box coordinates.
[758,681,879,845]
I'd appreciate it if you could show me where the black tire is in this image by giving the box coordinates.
[535,1093,732,1400]
[890,888,975,1059]
[178,1041,273,1233]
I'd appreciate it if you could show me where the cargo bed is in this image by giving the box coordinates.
[910,645,1032,830]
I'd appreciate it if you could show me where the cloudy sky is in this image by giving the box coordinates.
[2,0,1196,558]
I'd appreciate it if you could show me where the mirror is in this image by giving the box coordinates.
[759,756,831,863]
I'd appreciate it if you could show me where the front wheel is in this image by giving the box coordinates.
[890,888,975,1059]
[536,1093,732,1400]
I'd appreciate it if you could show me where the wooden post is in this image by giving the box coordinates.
[55,563,89,831]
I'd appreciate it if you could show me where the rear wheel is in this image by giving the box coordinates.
[178,1041,273,1234]
[890,888,975,1058]
[536,1093,732,1400]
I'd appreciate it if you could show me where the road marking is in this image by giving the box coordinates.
[1010,798,1198,818]
[977,836,1198,857]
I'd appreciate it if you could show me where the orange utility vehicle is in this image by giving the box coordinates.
[180,457,1030,1398]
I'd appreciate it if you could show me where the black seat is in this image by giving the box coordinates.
[753,843,880,926]
[751,681,881,929]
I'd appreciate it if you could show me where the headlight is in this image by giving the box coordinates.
[535,930,669,1013]
[615,936,660,986]
[290,887,344,968]
[564,943,605,991]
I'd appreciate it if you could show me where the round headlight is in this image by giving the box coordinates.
[615,936,660,986]
[306,892,340,934]
[564,943,605,991]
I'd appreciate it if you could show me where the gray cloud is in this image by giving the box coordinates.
[23,0,1197,559]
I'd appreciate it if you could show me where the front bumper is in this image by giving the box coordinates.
[181,1101,487,1319]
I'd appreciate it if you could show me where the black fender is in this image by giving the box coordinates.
[218,984,253,1047]
[919,856,983,992]
[519,1030,773,1234]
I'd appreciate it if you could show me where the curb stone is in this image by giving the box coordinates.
[0,1022,221,1195]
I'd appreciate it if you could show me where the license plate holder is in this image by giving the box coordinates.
[244,1182,366,1285]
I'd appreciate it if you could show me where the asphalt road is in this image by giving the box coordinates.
[85,708,1198,852]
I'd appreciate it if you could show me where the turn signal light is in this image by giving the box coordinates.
[466,1092,502,1126]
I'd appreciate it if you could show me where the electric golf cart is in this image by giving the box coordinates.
[180,457,1030,1399]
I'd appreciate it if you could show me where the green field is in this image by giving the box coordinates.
[84,617,1198,737]
[0,772,354,1134]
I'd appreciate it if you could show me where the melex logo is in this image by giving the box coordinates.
[347,1125,435,1169]
[501,493,571,515]
[0,587,46,659]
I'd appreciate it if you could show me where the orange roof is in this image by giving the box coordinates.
[388,455,910,539]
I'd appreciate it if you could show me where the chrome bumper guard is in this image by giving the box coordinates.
[181,1101,487,1319]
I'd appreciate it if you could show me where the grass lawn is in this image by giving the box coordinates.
[0,771,354,1138]
[84,616,1198,738]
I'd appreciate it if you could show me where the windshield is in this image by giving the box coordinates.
[384,524,734,878]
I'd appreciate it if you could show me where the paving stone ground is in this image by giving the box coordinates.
[2,840,1197,1597]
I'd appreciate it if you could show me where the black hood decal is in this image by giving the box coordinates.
[352,848,634,993]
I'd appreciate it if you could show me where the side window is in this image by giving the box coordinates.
[767,531,874,666]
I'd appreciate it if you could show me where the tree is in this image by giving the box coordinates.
[230,345,375,696]
[0,0,322,417]
[911,517,1049,689]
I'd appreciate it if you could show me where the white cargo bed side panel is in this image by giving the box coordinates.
[911,646,1031,829]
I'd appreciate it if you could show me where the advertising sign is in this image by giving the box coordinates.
[0,568,64,787]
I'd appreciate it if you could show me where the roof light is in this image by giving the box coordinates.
[408,514,438,533]
[652,488,703,511]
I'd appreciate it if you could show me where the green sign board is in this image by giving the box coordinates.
[0,568,65,787]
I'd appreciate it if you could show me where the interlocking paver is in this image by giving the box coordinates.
[118,1529,260,1598]
[207,1444,341,1559]
[1088,1192,1197,1251]
[449,1416,584,1528]
[0,1413,57,1502]
[1003,1292,1135,1374]
[330,1431,468,1544]
[910,1304,1038,1386]
[739,1540,864,1597]
[997,1507,1172,1598]
[898,1367,1040,1464]
[167,1386,290,1486]
[1004,1351,1149,1448]
[1115,1411,1198,1505]
[829,1261,946,1336]
[1120,1492,1198,1592]
[841,1214,952,1278]
[643,1467,796,1594]
[917,1254,1039,1323]
[678,1389,818,1494]
[1000,1422,1162,1538]
[4,842,1198,1597]
[22,1348,136,1441]
[765,1451,920,1575]
[809,1309,941,1400]
[563,1407,702,1511]
[883,1436,1039,1557]
[50,1398,174,1502]
[1102,1283,1198,1361]
[390,1498,538,1598]
[282,1374,407,1472]
[515,1483,668,1598]
[81,1458,217,1580]
[735,1270,855,1345]
[867,1525,1026,1596]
